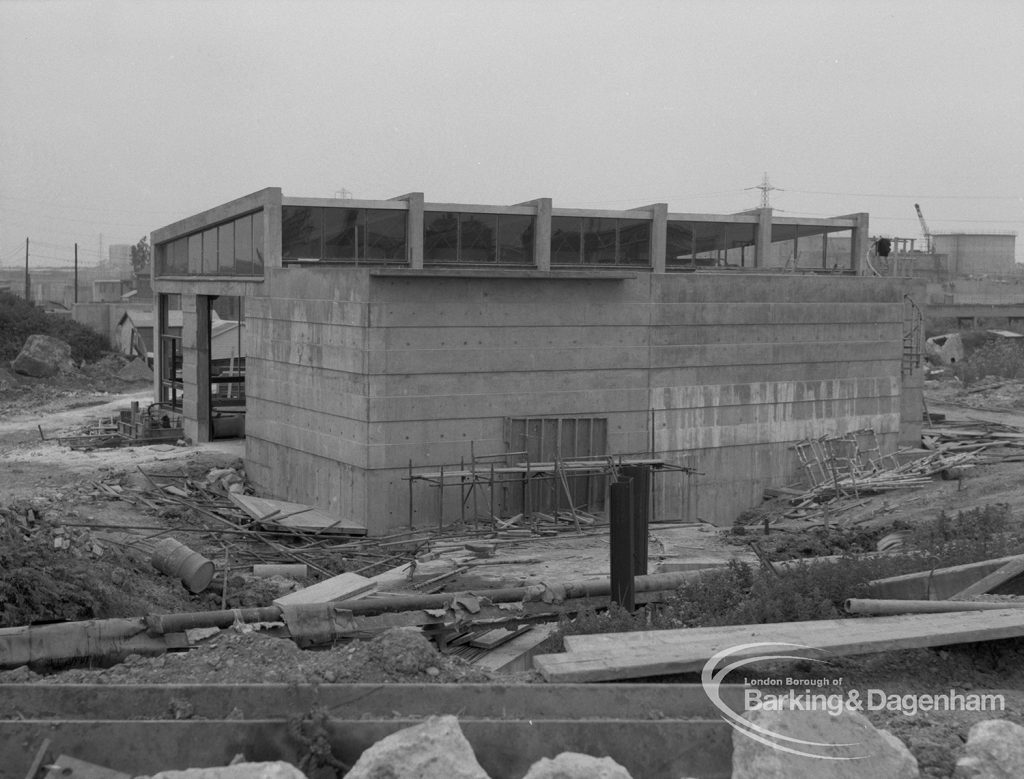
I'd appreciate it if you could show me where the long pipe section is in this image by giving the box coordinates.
[146,571,704,634]
[845,598,1024,615]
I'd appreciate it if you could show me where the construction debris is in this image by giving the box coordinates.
[51,402,184,450]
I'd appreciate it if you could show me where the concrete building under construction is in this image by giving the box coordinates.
[150,188,923,536]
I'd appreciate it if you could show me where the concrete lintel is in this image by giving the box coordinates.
[152,188,279,244]
[368,269,637,280]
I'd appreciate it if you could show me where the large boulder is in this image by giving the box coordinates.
[345,715,489,779]
[955,718,1024,778]
[732,705,919,778]
[521,752,633,778]
[12,334,77,377]
[925,332,965,366]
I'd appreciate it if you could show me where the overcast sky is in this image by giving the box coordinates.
[2,0,1022,268]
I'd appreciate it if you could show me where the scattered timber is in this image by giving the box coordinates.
[534,609,1024,682]
[272,571,376,607]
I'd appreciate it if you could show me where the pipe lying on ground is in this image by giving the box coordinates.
[0,618,171,669]
[845,598,1024,616]
[145,570,707,634]
[2,571,709,668]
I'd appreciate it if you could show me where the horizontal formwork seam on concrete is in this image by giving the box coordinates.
[649,305,902,326]
[649,377,900,409]
[657,417,902,450]
[361,345,900,380]
[248,356,367,381]
[245,433,368,473]
[649,323,901,345]
[247,395,368,433]
[367,397,652,425]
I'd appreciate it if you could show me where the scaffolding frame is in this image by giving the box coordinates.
[403,449,699,531]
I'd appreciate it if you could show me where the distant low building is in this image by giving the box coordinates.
[932,232,1017,277]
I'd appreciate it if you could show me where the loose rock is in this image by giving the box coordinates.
[732,706,919,778]
[12,334,77,377]
[521,752,633,779]
[344,715,489,779]
[954,718,1024,778]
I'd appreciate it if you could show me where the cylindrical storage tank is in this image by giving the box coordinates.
[151,538,215,593]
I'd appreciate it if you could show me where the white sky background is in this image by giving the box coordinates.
[1,0,1022,268]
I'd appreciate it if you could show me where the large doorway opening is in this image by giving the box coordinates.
[206,295,246,439]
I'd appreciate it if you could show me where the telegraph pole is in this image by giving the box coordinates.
[24,237,29,301]
[74,243,79,303]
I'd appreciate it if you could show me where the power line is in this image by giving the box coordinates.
[785,189,1022,201]
[0,193,187,215]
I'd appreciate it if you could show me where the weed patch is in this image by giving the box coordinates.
[0,290,107,362]
[556,504,1024,645]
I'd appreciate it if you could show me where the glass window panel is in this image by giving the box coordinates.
[424,212,460,263]
[497,214,534,264]
[202,228,217,273]
[582,217,617,264]
[218,223,235,274]
[172,237,188,273]
[617,219,650,265]
[665,221,696,267]
[253,215,265,273]
[364,209,407,261]
[724,223,757,267]
[155,243,168,276]
[234,214,253,274]
[187,233,202,273]
[550,216,582,264]
[324,208,359,261]
[281,206,323,260]
[459,213,497,262]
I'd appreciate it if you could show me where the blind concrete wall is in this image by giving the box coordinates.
[243,268,913,534]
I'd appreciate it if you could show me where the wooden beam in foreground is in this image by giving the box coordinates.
[951,557,1024,600]
[534,609,1024,682]
[869,554,1024,600]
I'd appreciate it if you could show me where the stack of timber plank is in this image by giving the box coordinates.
[532,609,1024,683]
[922,418,1024,464]
[533,553,1024,683]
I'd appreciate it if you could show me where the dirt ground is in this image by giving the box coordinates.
[5,366,1024,776]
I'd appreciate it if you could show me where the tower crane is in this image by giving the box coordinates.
[914,203,932,253]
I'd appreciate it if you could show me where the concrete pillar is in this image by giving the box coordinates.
[754,208,772,268]
[195,295,211,443]
[634,203,667,273]
[531,198,552,270]
[849,212,869,274]
[152,293,164,408]
[837,212,869,274]
[391,192,424,268]
[263,188,283,271]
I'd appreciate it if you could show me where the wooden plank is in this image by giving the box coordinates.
[535,609,1024,682]
[472,625,559,674]
[272,572,376,607]
[469,625,532,650]
[869,554,1024,600]
[229,493,366,535]
[951,556,1024,600]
